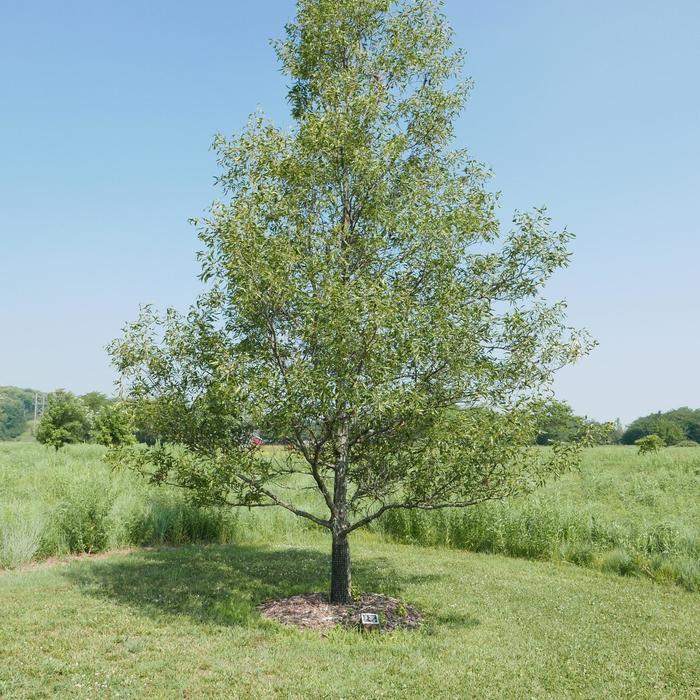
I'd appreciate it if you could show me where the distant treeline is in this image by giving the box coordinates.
[0,387,37,440]
[620,407,700,446]
[533,400,619,445]
[1,386,697,449]
[535,401,700,447]
[0,388,130,446]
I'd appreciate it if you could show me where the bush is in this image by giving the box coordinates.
[635,434,664,455]
[92,403,135,447]
[45,482,114,554]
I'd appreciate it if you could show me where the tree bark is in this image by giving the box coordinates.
[330,531,352,603]
[330,416,352,603]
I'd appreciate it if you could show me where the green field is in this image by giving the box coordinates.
[378,446,700,591]
[0,443,318,570]
[1,541,699,698]
[1,443,699,697]
[2,443,698,590]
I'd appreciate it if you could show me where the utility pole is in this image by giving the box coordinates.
[32,392,47,435]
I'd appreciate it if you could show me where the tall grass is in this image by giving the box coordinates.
[1,443,698,592]
[0,443,315,569]
[376,447,700,591]
[0,501,45,567]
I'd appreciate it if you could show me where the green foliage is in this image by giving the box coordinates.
[0,396,26,441]
[534,400,585,444]
[49,481,113,554]
[0,387,36,440]
[0,387,130,446]
[79,391,112,413]
[653,420,684,446]
[635,434,664,455]
[109,0,592,599]
[91,402,135,448]
[35,390,92,450]
[533,399,616,446]
[623,407,700,445]
[377,446,700,591]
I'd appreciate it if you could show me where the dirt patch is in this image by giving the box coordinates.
[257,592,422,633]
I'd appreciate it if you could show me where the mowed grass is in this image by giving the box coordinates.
[1,443,699,697]
[1,540,698,699]
[378,446,700,591]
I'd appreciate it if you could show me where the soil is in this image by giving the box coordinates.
[257,592,423,633]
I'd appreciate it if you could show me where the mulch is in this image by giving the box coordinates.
[257,592,423,633]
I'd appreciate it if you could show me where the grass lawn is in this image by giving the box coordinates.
[1,538,698,699]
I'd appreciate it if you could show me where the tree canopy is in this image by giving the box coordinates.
[109,0,592,602]
[533,399,616,446]
[0,387,37,440]
[622,408,700,446]
[36,390,92,450]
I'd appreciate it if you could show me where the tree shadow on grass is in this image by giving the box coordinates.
[61,543,439,629]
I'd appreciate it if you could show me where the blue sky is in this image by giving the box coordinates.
[1,0,698,424]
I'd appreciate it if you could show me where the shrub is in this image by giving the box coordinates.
[635,434,664,455]
[45,482,113,554]
[92,403,135,447]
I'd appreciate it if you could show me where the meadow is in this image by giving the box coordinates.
[0,443,317,570]
[1,442,698,591]
[1,442,699,697]
[377,446,700,591]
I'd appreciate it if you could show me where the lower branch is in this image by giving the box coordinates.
[344,496,497,535]
[235,473,331,529]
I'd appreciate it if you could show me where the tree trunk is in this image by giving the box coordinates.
[330,531,352,603]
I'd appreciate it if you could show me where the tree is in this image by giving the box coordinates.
[36,390,91,450]
[0,386,36,440]
[622,408,700,446]
[635,434,664,455]
[92,402,135,448]
[0,395,26,440]
[534,400,585,445]
[610,418,624,444]
[109,0,592,603]
[80,392,112,414]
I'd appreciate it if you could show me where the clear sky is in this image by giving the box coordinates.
[1,1,698,424]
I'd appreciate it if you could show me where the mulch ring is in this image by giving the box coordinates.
[257,592,422,633]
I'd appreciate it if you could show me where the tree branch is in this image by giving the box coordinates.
[234,473,331,529]
[343,496,493,535]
